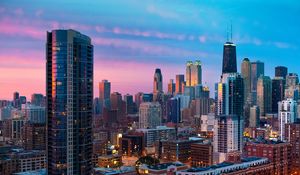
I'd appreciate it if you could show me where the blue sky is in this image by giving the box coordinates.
[0,0,299,99]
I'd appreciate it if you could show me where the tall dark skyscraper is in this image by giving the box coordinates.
[275,66,288,79]
[222,42,237,74]
[272,77,285,113]
[46,29,93,175]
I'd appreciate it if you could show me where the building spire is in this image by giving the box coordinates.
[230,20,233,42]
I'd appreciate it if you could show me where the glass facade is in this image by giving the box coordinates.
[222,42,237,74]
[46,29,93,175]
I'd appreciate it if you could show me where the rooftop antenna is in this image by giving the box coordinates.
[226,24,229,42]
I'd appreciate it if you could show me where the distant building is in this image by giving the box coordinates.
[99,80,111,113]
[120,132,144,157]
[241,58,251,103]
[168,79,176,95]
[139,102,161,129]
[186,60,202,86]
[21,123,46,150]
[176,75,185,95]
[257,75,272,116]
[22,104,45,124]
[251,61,264,92]
[272,77,285,113]
[153,68,163,101]
[275,66,288,79]
[249,105,260,128]
[166,97,181,123]
[30,93,45,107]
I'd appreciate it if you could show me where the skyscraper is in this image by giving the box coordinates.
[222,42,237,74]
[272,77,285,113]
[275,66,288,79]
[99,80,111,112]
[186,60,202,86]
[167,79,175,95]
[251,61,264,91]
[257,76,272,116]
[153,68,163,101]
[46,29,93,175]
[175,74,184,95]
[215,73,244,117]
[166,97,181,123]
[241,58,251,102]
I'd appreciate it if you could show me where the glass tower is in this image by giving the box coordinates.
[46,29,93,175]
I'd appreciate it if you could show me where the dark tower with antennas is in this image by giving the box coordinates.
[222,23,237,74]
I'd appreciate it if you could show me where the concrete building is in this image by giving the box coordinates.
[139,102,161,129]
[191,142,213,167]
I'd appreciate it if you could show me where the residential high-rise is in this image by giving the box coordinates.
[241,58,251,102]
[139,102,161,129]
[99,80,111,112]
[272,77,285,113]
[186,60,202,86]
[167,79,175,95]
[275,66,288,79]
[153,68,163,101]
[46,29,93,174]
[213,115,244,163]
[257,76,272,116]
[175,74,184,95]
[222,42,237,74]
[278,98,297,141]
[251,61,264,91]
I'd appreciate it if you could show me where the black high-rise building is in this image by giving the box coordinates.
[275,66,288,79]
[46,29,93,175]
[222,42,237,74]
[272,77,285,113]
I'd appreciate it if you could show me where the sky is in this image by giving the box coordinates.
[0,0,299,100]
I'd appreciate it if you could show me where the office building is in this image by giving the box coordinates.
[286,73,299,88]
[166,97,181,123]
[99,80,111,113]
[241,58,251,103]
[168,79,176,95]
[257,76,272,116]
[278,98,297,141]
[139,102,161,129]
[120,132,144,157]
[31,93,45,107]
[22,104,46,124]
[251,61,264,91]
[275,66,288,79]
[176,74,184,95]
[22,123,46,150]
[186,60,202,87]
[46,29,93,174]
[222,42,237,74]
[272,77,285,113]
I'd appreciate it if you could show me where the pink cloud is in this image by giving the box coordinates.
[35,9,43,17]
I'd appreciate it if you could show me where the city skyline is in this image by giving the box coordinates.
[1,0,300,100]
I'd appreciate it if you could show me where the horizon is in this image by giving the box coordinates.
[1,0,300,100]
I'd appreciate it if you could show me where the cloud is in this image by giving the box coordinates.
[14,8,24,16]
[147,5,181,20]
[35,9,43,17]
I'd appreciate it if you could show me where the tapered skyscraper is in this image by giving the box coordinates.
[46,29,93,175]
[222,42,237,74]
[153,68,163,101]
